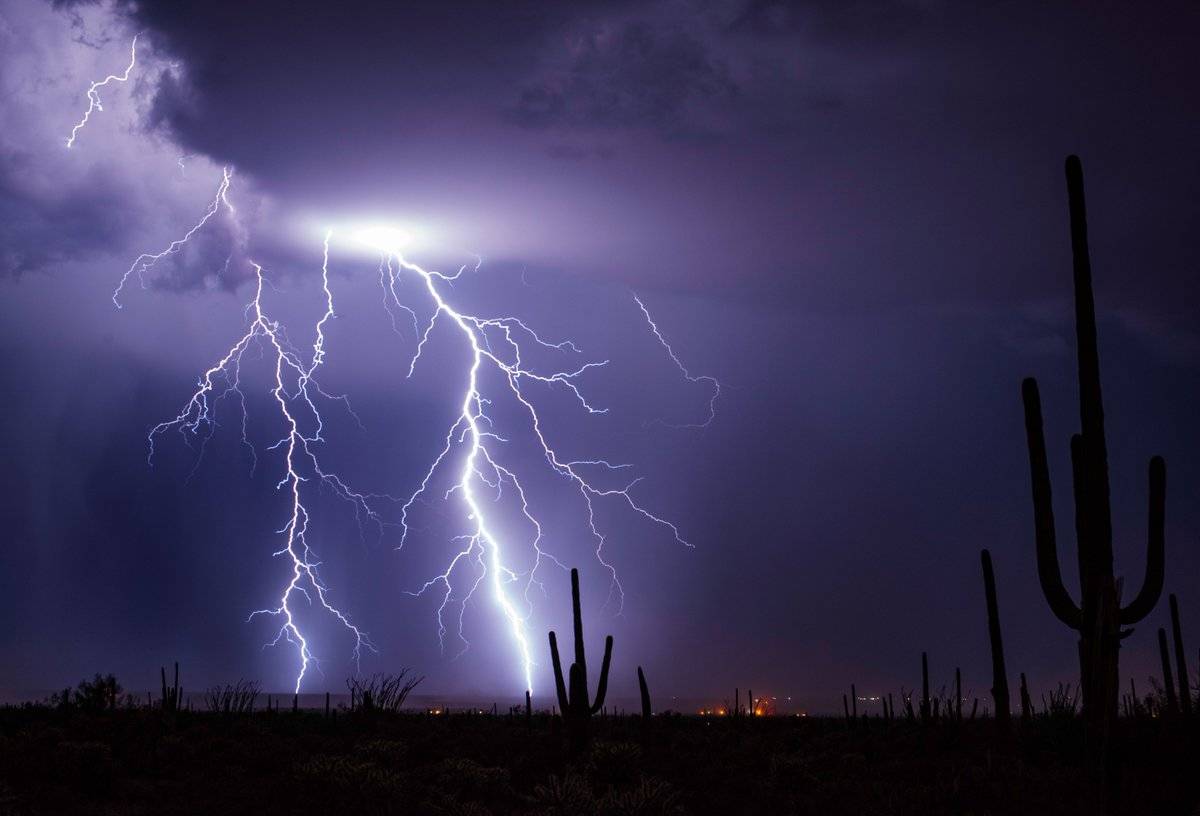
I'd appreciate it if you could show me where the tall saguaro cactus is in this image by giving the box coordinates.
[1021,155,1166,736]
[548,568,612,751]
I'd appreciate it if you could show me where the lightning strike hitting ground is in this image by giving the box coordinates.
[380,250,718,694]
[128,173,380,692]
[116,166,717,694]
[65,34,138,149]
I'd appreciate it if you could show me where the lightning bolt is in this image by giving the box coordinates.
[66,34,138,149]
[112,165,234,308]
[634,295,721,428]
[382,251,717,695]
[131,172,381,693]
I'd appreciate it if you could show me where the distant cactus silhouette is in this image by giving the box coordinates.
[954,667,962,721]
[160,662,181,713]
[1019,672,1034,720]
[920,652,930,723]
[1168,595,1191,715]
[637,666,651,720]
[980,549,1011,725]
[1157,628,1178,714]
[1021,155,1166,736]
[548,568,612,752]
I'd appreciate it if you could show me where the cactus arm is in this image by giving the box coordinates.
[548,631,570,714]
[1022,377,1083,628]
[637,666,652,719]
[589,635,613,714]
[1118,456,1165,624]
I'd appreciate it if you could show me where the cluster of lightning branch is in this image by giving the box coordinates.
[380,250,719,695]
[122,171,382,693]
[101,157,716,695]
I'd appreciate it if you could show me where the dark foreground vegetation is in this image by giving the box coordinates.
[1,693,1197,815]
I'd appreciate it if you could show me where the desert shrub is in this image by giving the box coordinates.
[432,757,511,801]
[296,754,405,811]
[528,773,597,816]
[203,680,260,714]
[347,670,424,713]
[587,741,644,790]
[597,777,684,816]
[354,738,409,767]
[75,674,124,711]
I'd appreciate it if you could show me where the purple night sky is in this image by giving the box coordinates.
[0,0,1197,710]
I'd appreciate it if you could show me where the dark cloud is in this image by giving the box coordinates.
[0,148,135,274]
[509,19,738,138]
[727,0,928,44]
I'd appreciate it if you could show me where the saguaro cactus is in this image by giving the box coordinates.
[548,568,612,751]
[1021,155,1166,736]
[980,549,1011,724]
[160,662,181,713]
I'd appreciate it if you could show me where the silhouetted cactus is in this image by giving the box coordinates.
[920,652,930,723]
[955,668,963,721]
[980,549,1011,725]
[1019,673,1033,720]
[1022,156,1166,737]
[637,666,651,720]
[548,568,612,752]
[160,662,181,713]
[1157,628,1178,714]
[1169,594,1191,715]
